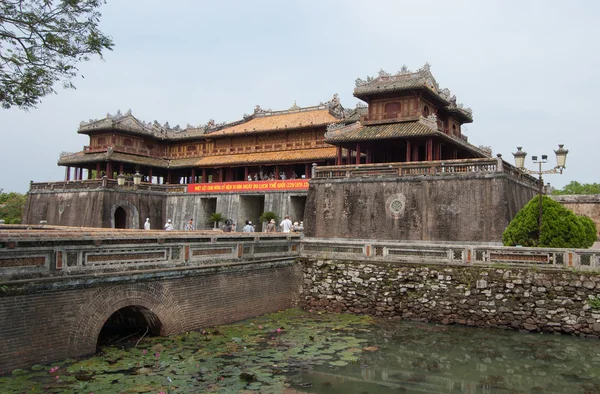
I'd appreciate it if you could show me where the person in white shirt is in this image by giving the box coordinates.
[242,220,255,232]
[164,219,174,231]
[144,218,151,230]
[280,215,293,233]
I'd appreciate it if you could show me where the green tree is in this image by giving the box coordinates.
[552,181,600,195]
[0,0,114,109]
[0,192,26,223]
[503,195,596,248]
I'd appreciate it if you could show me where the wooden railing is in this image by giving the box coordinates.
[301,238,600,271]
[313,158,539,188]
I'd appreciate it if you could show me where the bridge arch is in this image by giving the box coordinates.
[69,282,184,356]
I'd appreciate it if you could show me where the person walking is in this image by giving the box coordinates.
[266,219,276,233]
[185,218,194,231]
[242,220,255,232]
[164,219,174,231]
[280,215,293,233]
[144,218,151,230]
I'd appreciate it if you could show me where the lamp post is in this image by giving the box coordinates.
[117,173,126,187]
[512,145,569,243]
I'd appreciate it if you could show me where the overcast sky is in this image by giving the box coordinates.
[2,0,598,193]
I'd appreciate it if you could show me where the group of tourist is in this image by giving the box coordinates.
[143,215,303,232]
[246,170,300,181]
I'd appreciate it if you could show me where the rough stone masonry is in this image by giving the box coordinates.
[300,259,600,337]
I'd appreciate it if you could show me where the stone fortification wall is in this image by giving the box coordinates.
[304,172,536,242]
[552,195,600,236]
[24,189,165,230]
[0,261,301,372]
[300,259,600,337]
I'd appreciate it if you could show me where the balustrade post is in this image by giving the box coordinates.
[496,154,503,172]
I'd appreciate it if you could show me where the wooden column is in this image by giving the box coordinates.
[65,167,71,181]
[336,146,342,166]
[412,144,419,162]
[452,149,458,159]
[244,167,249,181]
[148,168,153,184]
[87,168,92,180]
[426,138,433,161]
[167,170,172,184]
[366,147,372,164]
[218,169,223,183]
[78,168,83,180]
[406,140,412,162]
[191,168,195,184]
[106,162,112,179]
[305,163,310,179]
[435,143,441,161]
[355,143,361,165]
[202,168,207,183]
[275,165,279,180]
[119,163,124,174]
[96,163,101,179]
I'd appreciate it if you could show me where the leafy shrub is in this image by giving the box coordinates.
[578,216,598,248]
[503,195,595,248]
[208,212,226,229]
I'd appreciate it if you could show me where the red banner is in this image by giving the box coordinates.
[187,179,309,193]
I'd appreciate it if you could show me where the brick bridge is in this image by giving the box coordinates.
[2,227,600,373]
[0,227,302,372]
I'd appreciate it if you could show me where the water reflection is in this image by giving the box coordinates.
[294,319,600,393]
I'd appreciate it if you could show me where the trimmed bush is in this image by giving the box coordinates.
[578,216,598,248]
[259,211,278,224]
[503,195,596,248]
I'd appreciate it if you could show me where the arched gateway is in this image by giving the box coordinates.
[68,283,183,357]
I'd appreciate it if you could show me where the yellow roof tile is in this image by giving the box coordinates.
[195,147,337,167]
[208,109,339,136]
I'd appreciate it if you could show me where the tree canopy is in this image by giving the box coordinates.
[502,195,597,248]
[0,0,114,109]
[0,191,26,223]
[552,181,600,195]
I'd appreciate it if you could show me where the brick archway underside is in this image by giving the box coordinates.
[69,282,183,356]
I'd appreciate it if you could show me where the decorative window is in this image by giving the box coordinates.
[423,106,430,117]
[384,102,401,119]
[97,137,106,145]
[123,138,133,147]
[187,145,196,152]
[452,124,457,135]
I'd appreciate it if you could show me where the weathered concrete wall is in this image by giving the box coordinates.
[25,189,308,231]
[24,189,166,230]
[166,191,307,231]
[552,195,600,236]
[0,261,301,372]
[304,173,537,242]
[300,259,600,337]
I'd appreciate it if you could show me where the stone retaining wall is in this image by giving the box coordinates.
[300,259,600,337]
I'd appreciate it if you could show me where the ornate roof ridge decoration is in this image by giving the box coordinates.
[325,121,362,139]
[419,114,439,131]
[78,109,213,139]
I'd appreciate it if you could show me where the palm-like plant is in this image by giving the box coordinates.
[259,211,278,224]
[208,212,226,230]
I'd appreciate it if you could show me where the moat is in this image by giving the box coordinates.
[2,309,600,393]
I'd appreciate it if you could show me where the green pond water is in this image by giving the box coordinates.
[3,309,600,393]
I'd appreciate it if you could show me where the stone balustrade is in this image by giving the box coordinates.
[0,228,300,281]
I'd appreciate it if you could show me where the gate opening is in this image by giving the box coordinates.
[97,306,163,348]
[114,207,127,229]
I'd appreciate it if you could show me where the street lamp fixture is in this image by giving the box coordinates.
[512,144,569,243]
[117,173,126,187]
[133,172,143,186]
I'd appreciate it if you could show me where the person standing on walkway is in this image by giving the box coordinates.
[185,218,194,231]
[242,220,255,232]
[164,219,174,231]
[280,215,293,233]
[266,219,276,233]
[144,218,151,230]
